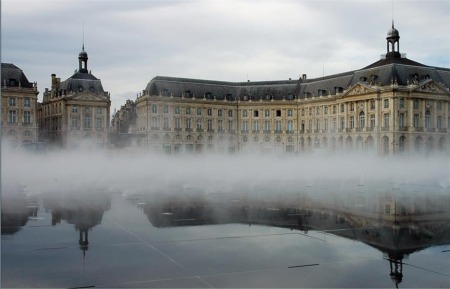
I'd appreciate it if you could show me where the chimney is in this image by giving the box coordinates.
[302,74,307,80]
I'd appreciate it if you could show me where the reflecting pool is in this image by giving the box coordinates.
[2,184,449,288]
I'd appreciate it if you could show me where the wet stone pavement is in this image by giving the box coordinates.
[1,187,450,288]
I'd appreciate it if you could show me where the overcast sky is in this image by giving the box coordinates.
[2,0,449,112]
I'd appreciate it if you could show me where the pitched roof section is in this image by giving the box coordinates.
[1,63,34,88]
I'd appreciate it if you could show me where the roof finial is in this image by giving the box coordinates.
[82,21,85,51]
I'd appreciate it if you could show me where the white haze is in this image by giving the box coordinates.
[2,144,449,199]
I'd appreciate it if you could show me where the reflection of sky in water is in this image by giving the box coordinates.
[2,187,449,288]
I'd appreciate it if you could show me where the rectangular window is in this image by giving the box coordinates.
[425,112,431,128]
[24,98,31,107]
[413,114,419,128]
[332,118,336,130]
[163,117,169,129]
[315,119,320,130]
[228,110,233,117]
[196,118,202,130]
[301,109,305,116]
[228,120,234,131]
[384,99,389,108]
[151,105,157,113]
[332,106,337,114]
[349,116,354,129]
[399,98,405,109]
[72,106,78,113]
[71,116,78,128]
[242,110,248,117]
[340,117,345,129]
[275,120,282,132]
[207,109,212,116]
[276,110,281,117]
[264,120,270,131]
[207,119,213,131]
[398,113,405,127]
[84,116,91,129]
[218,119,223,131]
[265,109,270,117]
[437,102,442,111]
[8,110,17,123]
[287,109,293,117]
[174,117,180,129]
[253,120,259,131]
[185,118,192,129]
[175,107,180,114]
[340,104,345,113]
[23,111,31,124]
[218,109,223,117]
[96,107,102,114]
[151,116,158,128]
[324,119,328,131]
[287,120,293,132]
[9,98,16,106]
[437,115,443,129]
[243,121,248,132]
[413,99,419,110]
[370,114,375,128]
[197,108,202,115]
[316,107,320,115]
[96,117,103,129]
[163,106,169,114]
[350,103,354,112]
[186,107,191,115]
[370,101,375,110]
[384,113,390,128]
[254,110,259,117]
[324,107,328,115]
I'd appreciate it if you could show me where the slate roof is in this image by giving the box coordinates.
[1,63,34,88]
[57,71,105,95]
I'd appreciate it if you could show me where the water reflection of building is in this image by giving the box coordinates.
[1,193,38,235]
[131,191,449,287]
[115,24,450,155]
[43,192,111,255]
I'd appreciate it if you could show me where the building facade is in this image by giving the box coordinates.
[121,25,450,155]
[1,63,39,145]
[38,46,111,148]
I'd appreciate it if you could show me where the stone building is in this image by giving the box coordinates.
[110,99,142,147]
[129,24,450,155]
[1,63,39,146]
[38,46,111,148]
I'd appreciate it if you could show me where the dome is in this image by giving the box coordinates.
[387,27,399,38]
[79,50,88,58]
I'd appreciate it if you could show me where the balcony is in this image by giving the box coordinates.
[398,126,407,132]
[366,127,374,132]
[381,127,390,132]
[174,128,182,131]
[286,130,294,134]
[275,130,282,134]
[426,128,435,133]
[151,127,159,131]
[439,128,447,133]
[252,130,259,134]
[207,129,215,133]
[414,127,424,132]
[196,129,204,132]
[241,130,249,134]
[263,130,271,134]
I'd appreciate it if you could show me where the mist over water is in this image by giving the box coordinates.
[2,143,449,199]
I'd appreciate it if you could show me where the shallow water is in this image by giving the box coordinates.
[2,185,449,288]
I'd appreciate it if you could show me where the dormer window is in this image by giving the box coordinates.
[360,76,367,82]
[205,92,212,99]
[264,94,271,101]
[184,90,191,97]
[242,94,249,101]
[335,87,344,94]
[78,86,84,92]
[286,94,294,100]
[8,78,18,87]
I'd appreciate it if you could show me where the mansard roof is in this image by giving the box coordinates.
[58,71,105,95]
[1,63,34,88]
[145,76,298,101]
